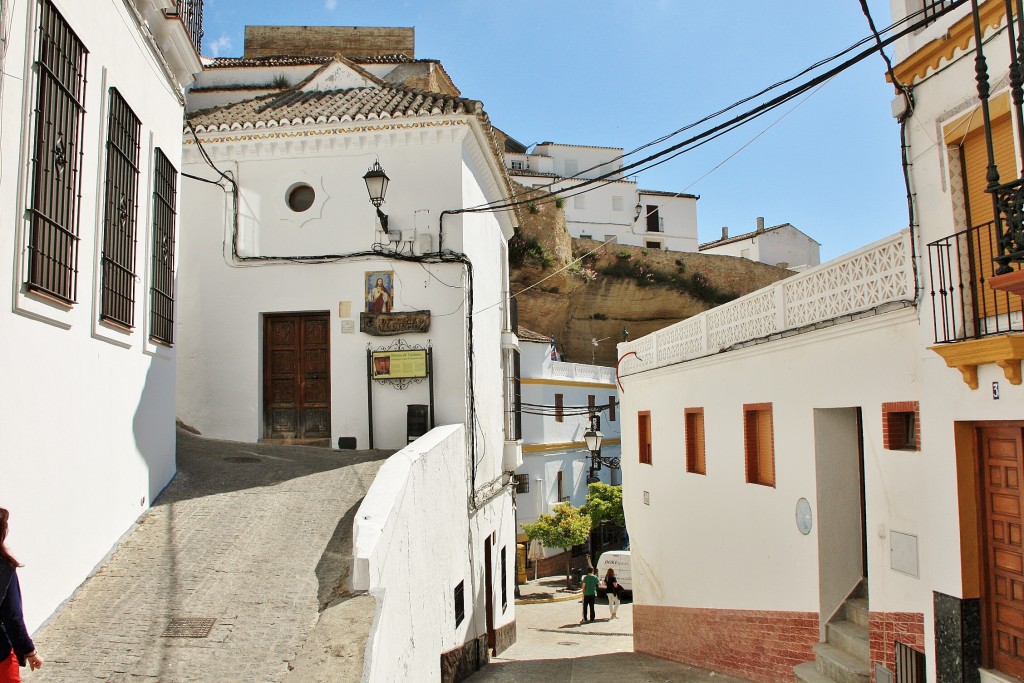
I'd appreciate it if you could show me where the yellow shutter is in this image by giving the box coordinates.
[961,114,1022,315]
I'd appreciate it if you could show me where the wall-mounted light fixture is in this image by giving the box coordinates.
[634,202,643,223]
[584,413,618,484]
[363,161,390,231]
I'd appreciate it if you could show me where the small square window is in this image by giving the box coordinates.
[511,160,525,170]
[685,408,706,475]
[882,401,920,450]
[513,473,530,494]
[612,196,624,211]
[454,580,465,626]
[580,234,592,240]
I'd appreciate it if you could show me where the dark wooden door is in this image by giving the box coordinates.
[980,425,1024,679]
[484,537,495,651]
[263,313,331,441]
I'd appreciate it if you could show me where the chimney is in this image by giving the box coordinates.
[756,216,765,232]
[721,226,729,239]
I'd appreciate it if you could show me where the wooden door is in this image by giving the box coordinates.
[263,313,331,441]
[980,425,1024,679]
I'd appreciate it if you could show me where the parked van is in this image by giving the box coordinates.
[596,550,631,597]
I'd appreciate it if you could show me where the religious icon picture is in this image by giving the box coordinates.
[365,271,394,313]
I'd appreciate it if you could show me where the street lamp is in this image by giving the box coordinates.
[584,414,619,483]
[634,201,643,223]
[363,161,390,230]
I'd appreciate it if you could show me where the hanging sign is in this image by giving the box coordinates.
[371,348,429,379]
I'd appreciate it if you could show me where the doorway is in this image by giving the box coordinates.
[484,537,496,652]
[978,424,1024,679]
[262,312,331,443]
[814,408,867,639]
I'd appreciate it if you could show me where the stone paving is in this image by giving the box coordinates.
[26,429,391,683]
[471,587,751,683]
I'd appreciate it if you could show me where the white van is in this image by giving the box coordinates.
[596,550,631,597]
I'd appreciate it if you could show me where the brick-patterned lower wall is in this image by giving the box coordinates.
[869,611,925,683]
[634,604,819,683]
[526,550,590,580]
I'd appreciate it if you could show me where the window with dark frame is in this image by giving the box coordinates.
[149,149,178,345]
[744,403,775,487]
[27,1,88,303]
[638,411,652,465]
[454,580,465,626]
[514,473,529,494]
[100,88,141,328]
[882,401,920,451]
[557,470,565,501]
[685,408,706,475]
[555,393,564,422]
[645,205,660,232]
[501,546,508,612]
[609,398,616,421]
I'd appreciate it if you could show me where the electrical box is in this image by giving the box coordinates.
[890,530,919,577]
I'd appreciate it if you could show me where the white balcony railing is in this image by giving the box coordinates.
[618,230,915,377]
[550,361,617,384]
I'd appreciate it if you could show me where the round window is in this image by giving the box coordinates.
[286,183,315,212]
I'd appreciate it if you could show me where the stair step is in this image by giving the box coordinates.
[813,643,870,683]
[794,661,836,683]
[845,597,869,629]
[827,619,869,661]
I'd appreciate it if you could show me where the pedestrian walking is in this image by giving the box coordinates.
[604,567,621,619]
[1,508,43,682]
[580,566,598,623]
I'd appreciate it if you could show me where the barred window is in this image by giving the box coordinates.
[513,473,529,494]
[100,89,141,327]
[150,149,177,345]
[27,1,88,302]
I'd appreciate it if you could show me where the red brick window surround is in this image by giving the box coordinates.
[882,401,920,451]
[743,403,775,487]
[638,411,652,465]
[685,408,706,475]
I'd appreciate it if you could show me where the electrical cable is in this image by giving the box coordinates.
[460,0,967,216]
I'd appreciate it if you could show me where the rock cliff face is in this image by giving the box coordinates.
[508,184,794,366]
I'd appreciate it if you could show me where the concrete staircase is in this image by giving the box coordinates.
[794,586,871,683]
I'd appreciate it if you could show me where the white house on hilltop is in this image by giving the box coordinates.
[513,329,621,571]
[504,140,700,252]
[0,0,200,631]
[699,217,821,270]
[177,26,519,681]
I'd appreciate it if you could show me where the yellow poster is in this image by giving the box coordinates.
[372,349,428,379]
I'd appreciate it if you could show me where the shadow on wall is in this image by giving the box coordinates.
[132,356,177,506]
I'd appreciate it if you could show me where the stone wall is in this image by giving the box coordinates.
[243,26,415,59]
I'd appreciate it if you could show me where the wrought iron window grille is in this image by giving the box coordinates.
[150,149,178,345]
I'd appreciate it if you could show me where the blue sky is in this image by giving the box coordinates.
[202,1,905,261]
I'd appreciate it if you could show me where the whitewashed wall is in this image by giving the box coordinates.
[701,226,819,268]
[0,0,192,630]
[176,120,510,450]
[353,425,516,682]
[532,143,624,180]
[618,310,925,614]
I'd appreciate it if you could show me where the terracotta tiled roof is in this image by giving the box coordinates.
[698,222,820,250]
[188,85,483,132]
[349,54,416,64]
[206,55,332,69]
[640,189,699,200]
[518,327,555,343]
[508,168,559,178]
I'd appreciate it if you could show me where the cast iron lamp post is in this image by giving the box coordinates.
[363,161,390,231]
[584,414,619,484]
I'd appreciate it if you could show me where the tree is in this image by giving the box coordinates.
[521,502,591,588]
[583,482,624,528]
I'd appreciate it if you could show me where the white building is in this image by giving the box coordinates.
[0,0,200,630]
[616,2,1024,682]
[177,27,519,680]
[513,329,621,567]
[699,217,821,270]
[505,141,699,252]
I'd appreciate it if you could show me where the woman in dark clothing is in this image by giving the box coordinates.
[1,508,42,682]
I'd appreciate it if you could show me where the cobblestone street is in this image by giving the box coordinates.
[25,429,390,682]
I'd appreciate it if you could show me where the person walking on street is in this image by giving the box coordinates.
[1,508,43,682]
[581,566,599,623]
[604,567,621,619]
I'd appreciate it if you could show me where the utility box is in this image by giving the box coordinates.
[407,404,429,443]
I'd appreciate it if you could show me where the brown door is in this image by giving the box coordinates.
[980,425,1024,679]
[263,313,331,441]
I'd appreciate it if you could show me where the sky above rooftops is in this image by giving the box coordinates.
[202,0,904,261]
